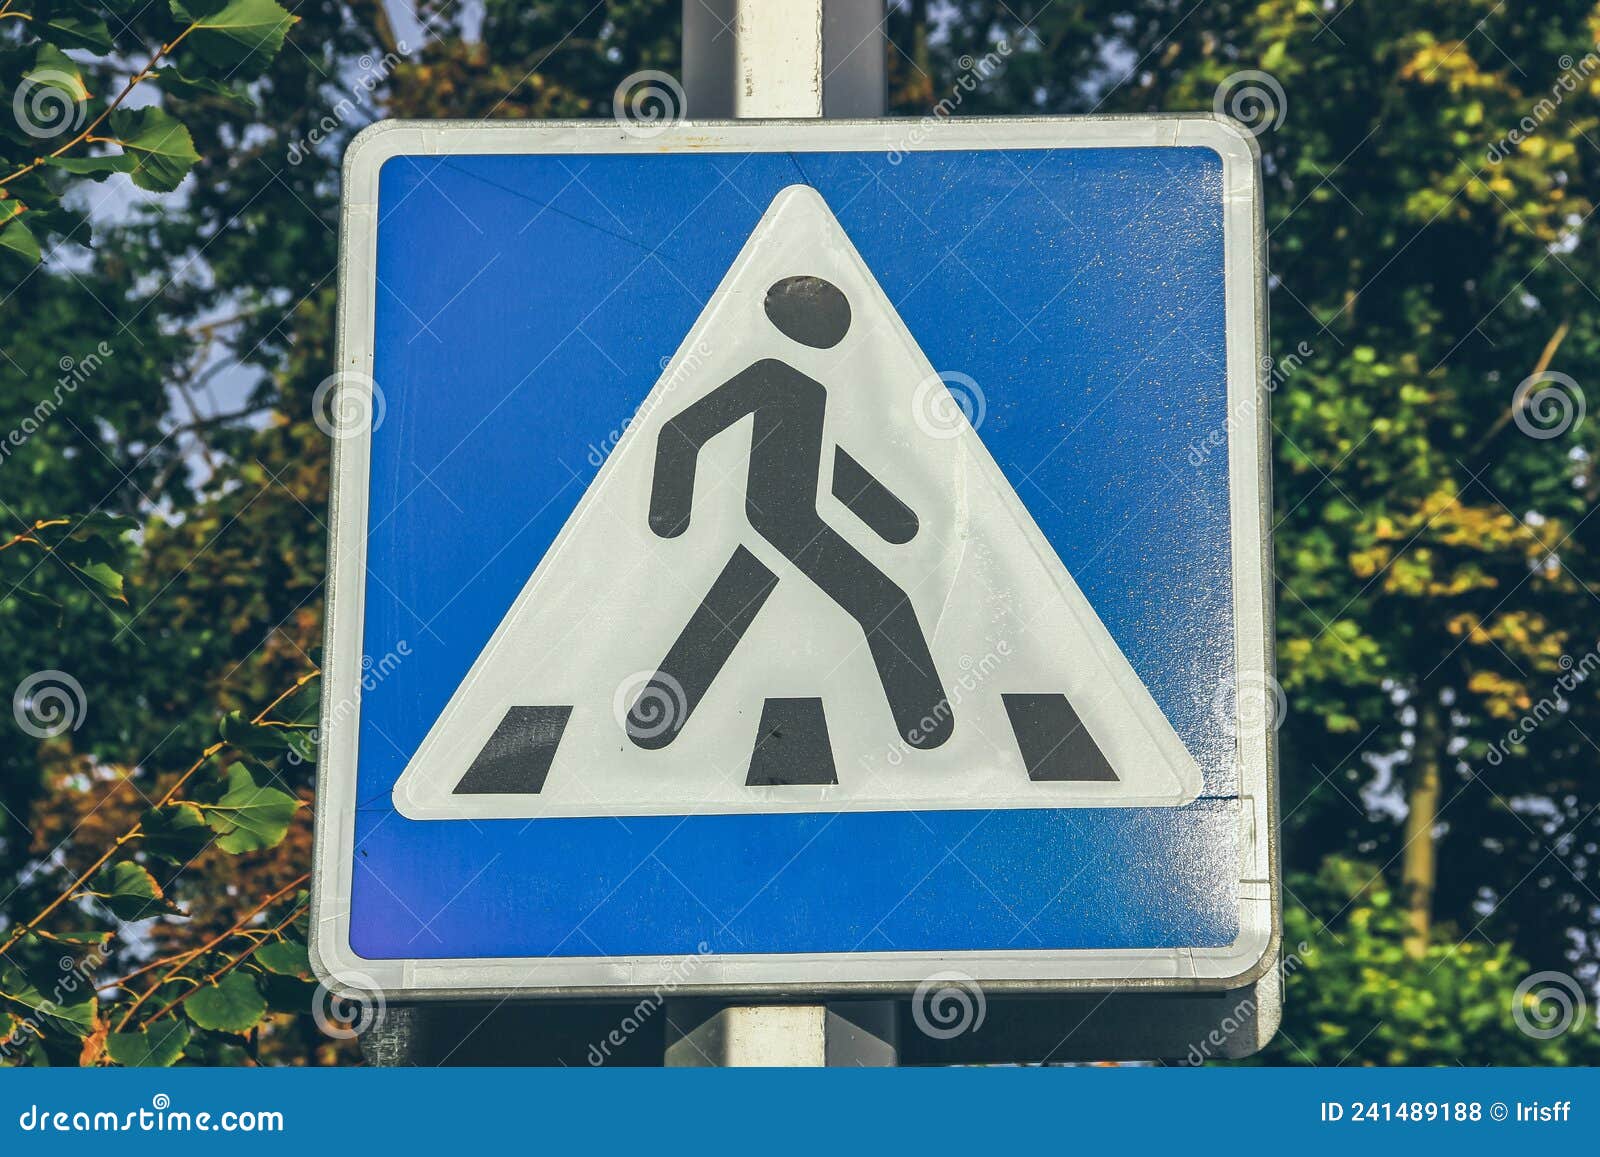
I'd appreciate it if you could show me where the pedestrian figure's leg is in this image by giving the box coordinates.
[627,545,779,749]
[782,523,952,749]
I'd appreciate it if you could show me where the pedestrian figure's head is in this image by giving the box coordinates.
[764,275,851,349]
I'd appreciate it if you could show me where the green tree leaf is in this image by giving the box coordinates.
[219,709,295,757]
[106,1020,190,1067]
[106,108,200,193]
[257,972,316,1014]
[253,939,310,978]
[68,560,126,604]
[64,513,141,539]
[140,802,212,863]
[44,154,138,179]
[153,67,257,109]
[0,964,99,1040]
[171,0,298,77]
[8,587,63,625]
[0,215,41,265]
[183,971,265,1034]
[197,762,300,853]
[22,45,91,104]
[88,861,181,921]
[44,15,114,54]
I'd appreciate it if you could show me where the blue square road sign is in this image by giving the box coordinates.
[310,117,1277,1001]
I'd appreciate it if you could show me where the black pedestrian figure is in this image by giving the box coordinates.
[626,274,953,756]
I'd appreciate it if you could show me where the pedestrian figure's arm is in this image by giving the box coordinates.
[648,366,766,538]
[831,447,919,544]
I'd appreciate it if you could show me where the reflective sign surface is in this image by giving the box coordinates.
[312,119,1274,997]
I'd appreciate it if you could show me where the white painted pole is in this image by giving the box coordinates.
[733,0,825,117]
[683,0,887,119]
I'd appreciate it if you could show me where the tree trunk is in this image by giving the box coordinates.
[1402,695,1443,957]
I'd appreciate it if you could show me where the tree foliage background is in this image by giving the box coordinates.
[2,0,1598,1065]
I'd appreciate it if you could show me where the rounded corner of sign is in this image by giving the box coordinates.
[343,120,415,203]
[1175,115,1261,172]
[308,920,385,996]
[1202,909,1280,991]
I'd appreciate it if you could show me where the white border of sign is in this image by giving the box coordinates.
[311,116,1277,1001]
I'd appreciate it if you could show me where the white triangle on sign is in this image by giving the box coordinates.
[392,184,1203,820]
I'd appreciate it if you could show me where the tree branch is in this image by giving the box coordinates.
[0,669,319,964]
[1470,321,1571,455]
[112,873,308,1031]
[0,25,198,196]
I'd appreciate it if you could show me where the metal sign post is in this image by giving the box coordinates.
[683,0,887,119]
[667,0,895,1069]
